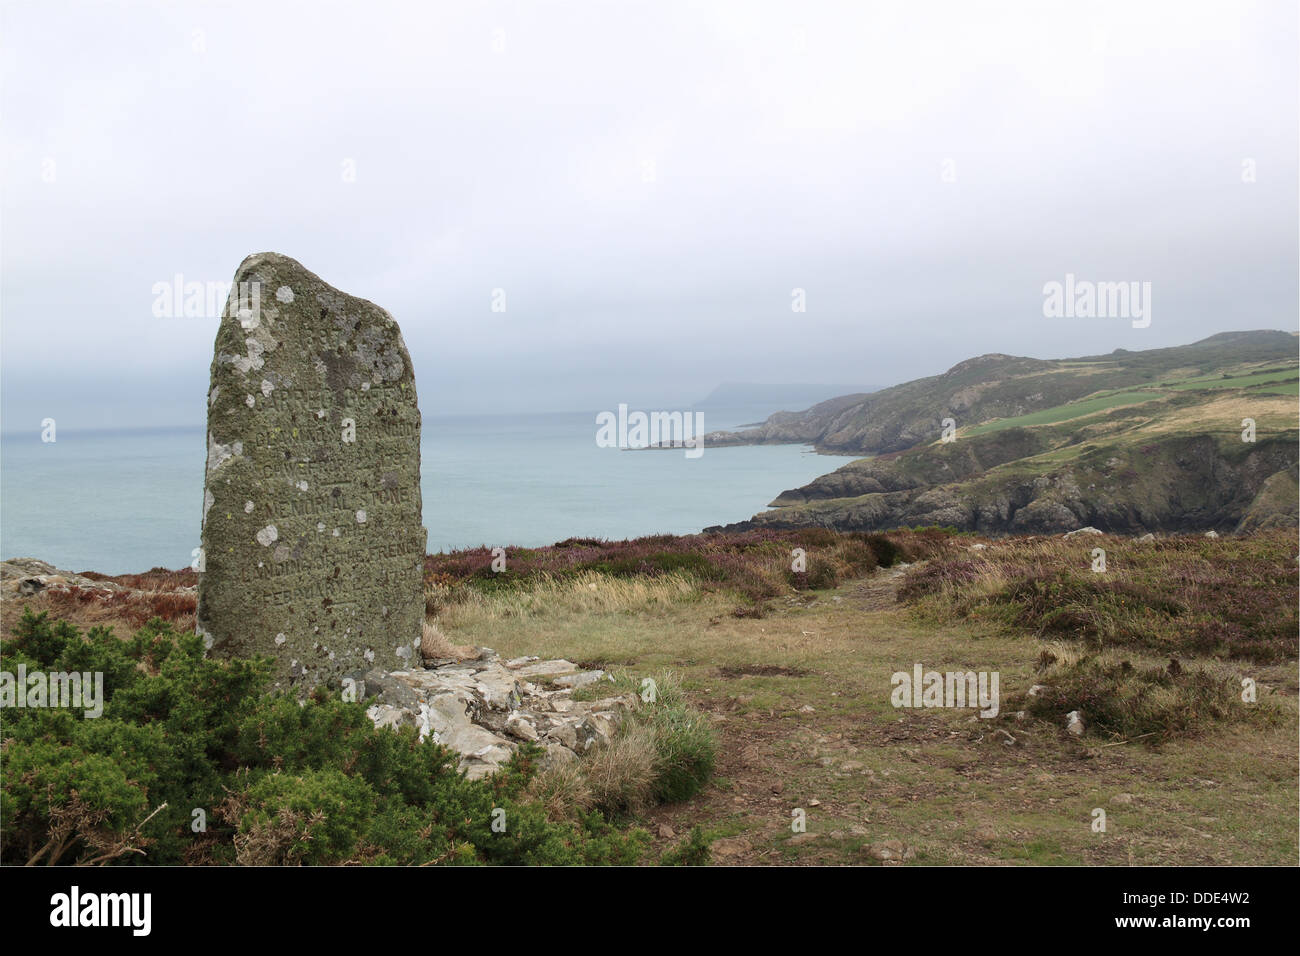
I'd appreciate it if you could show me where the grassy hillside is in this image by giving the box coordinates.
[707,330,1296,455]
[709,331,1298,535]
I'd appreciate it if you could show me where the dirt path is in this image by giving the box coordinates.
[641,562,1296,866]
[645,564,923,865]
[848,561,915,610]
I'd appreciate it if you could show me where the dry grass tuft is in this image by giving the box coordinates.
[420,620,475,661]
[434,570,701,629]
[581,724,659,816]
[525,760,594,822]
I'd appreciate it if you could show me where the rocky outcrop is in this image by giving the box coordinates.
[1237,466,1300,532]
[362,652,637,780]
[768,428,1055,506]
[712,432,1299,536]
[0,558,130,598]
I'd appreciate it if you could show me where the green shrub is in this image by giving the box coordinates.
[803,556,843,590]
[659,825,712,866]
[0,610,652,866]
[237,769,376,865]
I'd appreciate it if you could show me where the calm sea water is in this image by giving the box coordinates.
[0,408,842,574]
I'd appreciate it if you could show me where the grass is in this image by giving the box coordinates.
[964,391,1163,435]
[897,531,1298,662]
[424,528,957,620]
[578,670,717,804]
[7,527,1294,866]
[1166,368,1300,391]
[1010,642,1261,740]
[415,528,1295,865]
[579,724,660,815]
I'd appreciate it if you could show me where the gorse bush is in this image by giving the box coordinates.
[1,610,650,866]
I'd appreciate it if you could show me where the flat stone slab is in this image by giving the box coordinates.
[508,659,581,678]
[554,670,606,689]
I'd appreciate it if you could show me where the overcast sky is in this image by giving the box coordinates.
[1,0,1296,431]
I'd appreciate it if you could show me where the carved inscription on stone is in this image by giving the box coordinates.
[196,253,426,688]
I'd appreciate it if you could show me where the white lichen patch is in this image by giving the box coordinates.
[356,510,367,523]
[316,522,326,532]
[317,409,327,419]
[332,528,340,536]
[275,633,287,646]
[244,501,255,513]
[203,489,215,523]
[206,435,243,473]
[261,379,274,397]
[297,480,309,491]
[256,525,278,547]
[245,394,256,408]
[276,285,294,303]
[246,337,267,365]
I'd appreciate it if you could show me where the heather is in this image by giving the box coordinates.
[423,527,958,616]
[897,530,1297,662]
[1003,643,1261,740]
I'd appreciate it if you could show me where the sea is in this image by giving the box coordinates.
[0,408,843,574]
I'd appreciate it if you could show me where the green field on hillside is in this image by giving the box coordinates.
[964,391,1161,436]
[1167,368,1299,391]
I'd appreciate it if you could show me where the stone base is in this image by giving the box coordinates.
[362,653,636,779]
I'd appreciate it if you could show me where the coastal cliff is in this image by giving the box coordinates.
[707,331,1299,535]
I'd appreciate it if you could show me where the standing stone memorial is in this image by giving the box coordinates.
[196,253,426,689]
